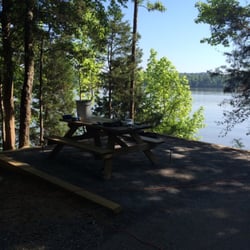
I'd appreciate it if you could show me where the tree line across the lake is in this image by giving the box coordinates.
[181,72,225,89]
[0,0,249,150]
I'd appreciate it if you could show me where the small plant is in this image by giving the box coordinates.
[231,138,244,149]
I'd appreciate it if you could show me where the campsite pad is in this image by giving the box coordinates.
[1,135,250,250]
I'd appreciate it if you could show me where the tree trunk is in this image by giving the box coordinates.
[0,81,6,149]
[39,38,44,145]
[130,0,138,120]
[19,0,35,148]
[1,0,16,150]
[108,62,112,118]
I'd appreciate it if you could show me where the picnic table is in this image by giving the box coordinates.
[46,116,164,179]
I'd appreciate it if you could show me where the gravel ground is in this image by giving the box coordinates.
[0,168,111,250]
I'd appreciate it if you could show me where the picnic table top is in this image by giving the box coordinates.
[63,116,152,134]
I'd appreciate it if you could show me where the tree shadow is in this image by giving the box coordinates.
[3,136,250,249]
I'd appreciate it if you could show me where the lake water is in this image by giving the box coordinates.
[192,89,250,150]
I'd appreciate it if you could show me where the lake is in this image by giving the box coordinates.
[192,89,250,150]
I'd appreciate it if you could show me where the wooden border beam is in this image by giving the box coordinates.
[0,155,122,214]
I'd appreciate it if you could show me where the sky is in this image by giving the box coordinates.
[122,0,249,73]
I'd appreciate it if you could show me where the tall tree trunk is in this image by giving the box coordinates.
[39,38,44,145]
[19,0,35,148]
[1,0,16,150]
[0,81,6,149]
[108,62,112,118]
[129,0,138,120]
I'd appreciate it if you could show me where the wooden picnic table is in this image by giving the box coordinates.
[46,116,164,179]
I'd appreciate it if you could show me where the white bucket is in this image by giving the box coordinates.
[76,100,92,120]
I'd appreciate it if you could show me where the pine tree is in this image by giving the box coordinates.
[94,1,138,119]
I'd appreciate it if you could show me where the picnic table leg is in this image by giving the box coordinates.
[130,132,157,164]
[103,157,113,180]
[100,135,117,179]
[48,144,64,158]
[143,149,157,164]
[48,126,78,158]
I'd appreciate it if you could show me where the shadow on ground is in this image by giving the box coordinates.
[1,136,250,250]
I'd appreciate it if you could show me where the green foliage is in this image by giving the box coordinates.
[231,138,245,149]
[93,0,140,118]
[146,1,166,12]
[0,0,110,147]
[195,0,249,46]
[137,50,205,140]
[72,52,103,101]
[32,44,75,140]
[195,0,250,135]
[1,0,209,147]
[180,72,226,89]
[70,4,107,100]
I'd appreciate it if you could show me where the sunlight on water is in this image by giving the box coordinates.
[192,89,250,150]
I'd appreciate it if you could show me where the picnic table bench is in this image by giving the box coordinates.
[46,135,114,179]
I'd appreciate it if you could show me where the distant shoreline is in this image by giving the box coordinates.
[190,87,224,91]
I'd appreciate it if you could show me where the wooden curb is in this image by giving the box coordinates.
[0,155,122,214]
